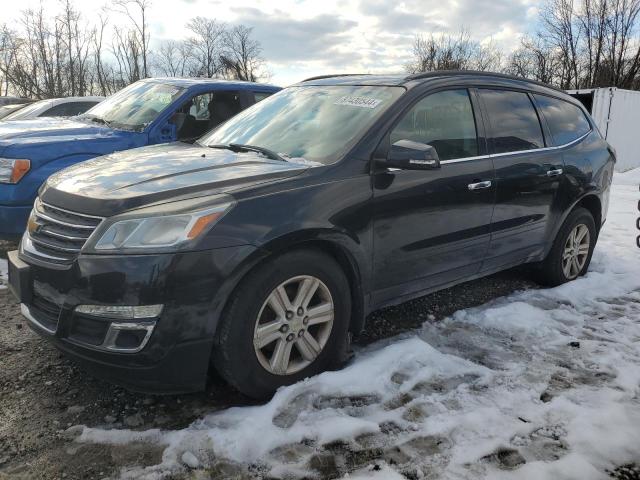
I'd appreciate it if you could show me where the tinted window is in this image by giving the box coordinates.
[41,103,72,117]
[65,101,100,116]
[534,94,591,145]
[254,92,273,102]
[481,90,544,154]
[390,89,478,161]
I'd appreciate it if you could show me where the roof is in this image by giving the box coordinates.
[299,71,564,93]
[144,77,280,91]
[30,97,105,107]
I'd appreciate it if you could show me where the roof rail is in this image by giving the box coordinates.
[301,73,371,82]
[405,70,564,92]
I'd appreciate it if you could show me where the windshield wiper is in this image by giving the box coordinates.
[209,143,287,162]
[86,115,112,127]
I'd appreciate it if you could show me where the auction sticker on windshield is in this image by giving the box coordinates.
[334,96,382,108]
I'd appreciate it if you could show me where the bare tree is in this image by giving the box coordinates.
[406,29,502,73]
[57,0,93,95]
[112,28,142,84]
[112,0,151,78]
[505,36,562,84]
[92,13,113,96]
[185,17,225,77]
[0,3,272,97]
[154,40,191,77]
[0,24,19,96]
[517,0,640,89]
[220,25,265,81]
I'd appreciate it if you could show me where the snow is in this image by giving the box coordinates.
[0,258,7,290]
[77,169,640,479]
[180,451,200,469]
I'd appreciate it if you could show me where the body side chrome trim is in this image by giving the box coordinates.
[439,130,592,165]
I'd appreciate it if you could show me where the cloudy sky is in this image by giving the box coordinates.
[3,0,542,86]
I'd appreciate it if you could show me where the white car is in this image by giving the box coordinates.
[2,96,105,121]
[0,96,31,107]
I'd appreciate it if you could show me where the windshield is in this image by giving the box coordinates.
[200,85,404,164]
[81,81,185,130]
[4,100,50,120]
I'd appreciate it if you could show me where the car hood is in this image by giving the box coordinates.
[0,117,131,159]
[41,142,313,216]
[0,117,113,141]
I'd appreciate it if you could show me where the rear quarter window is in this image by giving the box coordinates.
[254,92,273,103]
[480,89,545,154]
[533,94,592,146]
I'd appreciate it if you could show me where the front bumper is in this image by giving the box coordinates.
[7,244,258,393]
[0,204,31,238]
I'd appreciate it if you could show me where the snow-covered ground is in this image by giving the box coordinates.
[0,257,7,290]
[73,169,640,478]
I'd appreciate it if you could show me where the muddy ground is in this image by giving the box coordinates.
[0,238,592,480]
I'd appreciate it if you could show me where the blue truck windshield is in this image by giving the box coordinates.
[81,81,185,130]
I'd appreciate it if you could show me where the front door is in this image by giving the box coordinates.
[371,89,495,306]
[477,89,565,272]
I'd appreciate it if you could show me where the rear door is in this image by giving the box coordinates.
[478,89,565,272]
[371,88,495,305]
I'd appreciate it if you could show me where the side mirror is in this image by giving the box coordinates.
[381,139,441,170]
[149,121,177,144]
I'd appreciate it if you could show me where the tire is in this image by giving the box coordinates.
[212,249,351,399]
[536,207,597,287]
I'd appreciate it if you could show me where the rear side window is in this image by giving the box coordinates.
[254,92,273,103]
[41,103,71,117]
[534,94,591,146]
[66,101,100,115]
[390,89,478,161]
[480,89,544,154]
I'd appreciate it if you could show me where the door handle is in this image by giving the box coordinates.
[468,180,492,191]
[546,168,563,177]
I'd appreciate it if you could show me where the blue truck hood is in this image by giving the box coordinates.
[0,117,140,158]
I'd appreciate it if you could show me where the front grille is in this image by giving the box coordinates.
[23,199,103,265]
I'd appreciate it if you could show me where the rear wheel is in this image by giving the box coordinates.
[212,249,351,399]
[536,207,596,286]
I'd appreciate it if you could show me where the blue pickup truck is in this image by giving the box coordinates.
[0,78,280,238]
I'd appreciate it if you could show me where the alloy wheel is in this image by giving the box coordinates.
[253,275,334,375]
[562,223,590,280]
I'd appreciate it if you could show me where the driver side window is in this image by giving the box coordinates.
[390,89,479,161]
[174,91,242,142]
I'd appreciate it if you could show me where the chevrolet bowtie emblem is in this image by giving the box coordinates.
[27,214,40,235]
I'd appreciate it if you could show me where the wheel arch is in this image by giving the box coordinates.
[214,231,368,341]
[543,192,603,261]
[574,194,602,233]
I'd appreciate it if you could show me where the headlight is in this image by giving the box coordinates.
[0,158,30,184]
[92,199,234,252]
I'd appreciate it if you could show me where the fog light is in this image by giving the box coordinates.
[102,321,156,353]
[75,304,163,319]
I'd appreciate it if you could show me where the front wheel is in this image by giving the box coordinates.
[536,207,597,286]
[212,249,351,399]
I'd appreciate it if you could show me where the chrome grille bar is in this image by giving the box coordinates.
[23,198,104,265]
[34,209,98,230]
